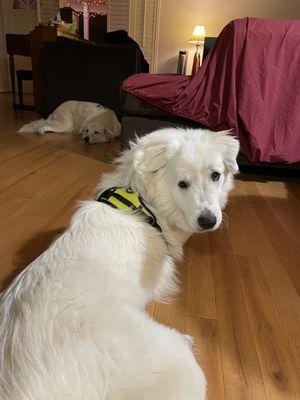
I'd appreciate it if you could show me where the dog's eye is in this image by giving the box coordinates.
[178,180,189,189]
[211,172,220,181]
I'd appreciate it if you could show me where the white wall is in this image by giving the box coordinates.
[0,0,37,92]
[156,0,300,74]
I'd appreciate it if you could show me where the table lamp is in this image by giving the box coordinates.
[189,25,205,75]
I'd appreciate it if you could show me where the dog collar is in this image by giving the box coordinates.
[96,187,162,232]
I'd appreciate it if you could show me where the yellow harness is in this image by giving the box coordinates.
[96,187,162,232]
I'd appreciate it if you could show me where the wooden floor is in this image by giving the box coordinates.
[0,93,299,399]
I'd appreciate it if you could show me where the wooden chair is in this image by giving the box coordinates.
[5,33,34,111]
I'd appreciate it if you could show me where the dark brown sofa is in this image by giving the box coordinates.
[40,38,146,117]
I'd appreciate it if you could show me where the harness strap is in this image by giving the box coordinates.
[96,187,162,232]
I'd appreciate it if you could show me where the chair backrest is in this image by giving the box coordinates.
[5,33,31,57]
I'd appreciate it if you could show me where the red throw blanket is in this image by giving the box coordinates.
[122,18,300,163]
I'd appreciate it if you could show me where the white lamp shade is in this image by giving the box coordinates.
[189,25,206,43]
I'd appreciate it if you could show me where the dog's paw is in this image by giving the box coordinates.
[38,126,51,135]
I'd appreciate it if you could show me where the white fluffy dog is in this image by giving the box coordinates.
[0,128,239,400]
[19,101,121,144]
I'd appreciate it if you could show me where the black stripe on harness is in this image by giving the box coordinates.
[96,187,162,233]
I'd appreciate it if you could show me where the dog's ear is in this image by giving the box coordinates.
[102,128,111,142]
[103,127,112,136]
[101,110,121,137]
[216,130,240,174]
[133,132,180,173]
[104,119,120,136]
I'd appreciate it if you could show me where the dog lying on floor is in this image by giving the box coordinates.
[0,128,239,400]
[19,100,121,144]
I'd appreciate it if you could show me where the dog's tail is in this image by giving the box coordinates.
[18,119,46,133]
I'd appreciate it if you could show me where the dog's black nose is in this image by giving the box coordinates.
[198,210,217,230]
[84,136,90,143]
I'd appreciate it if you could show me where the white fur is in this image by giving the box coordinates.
[19,101,121,144]
[0,128,239,400]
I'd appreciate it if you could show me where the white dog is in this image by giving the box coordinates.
[19,101,121,144]
[0,128,239,400]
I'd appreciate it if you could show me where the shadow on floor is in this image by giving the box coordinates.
[1,228,65,291]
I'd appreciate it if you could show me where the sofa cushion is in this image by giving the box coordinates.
[121,90,174,118]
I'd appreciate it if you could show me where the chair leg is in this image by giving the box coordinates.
[17,75,24,111]
[8,54,17,111]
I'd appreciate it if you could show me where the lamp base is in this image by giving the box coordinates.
[192,51,201,75]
